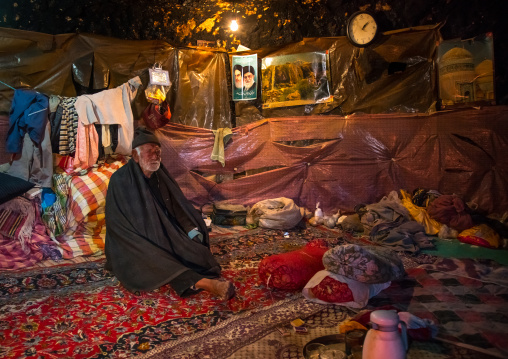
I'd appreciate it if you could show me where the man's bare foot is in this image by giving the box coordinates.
[195,278,236,300]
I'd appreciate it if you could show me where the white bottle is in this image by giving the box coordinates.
[363,310,408,359]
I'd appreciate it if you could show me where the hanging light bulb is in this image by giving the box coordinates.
[230,0,239,31]
[230,19,239,31]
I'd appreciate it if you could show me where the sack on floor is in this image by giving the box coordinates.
[302,270,391,308]
[211,201,248,226]
[258,239,329,290]
[323,244,405,284]
[247,197,302,230]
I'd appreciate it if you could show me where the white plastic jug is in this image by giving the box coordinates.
[362,310,408,359]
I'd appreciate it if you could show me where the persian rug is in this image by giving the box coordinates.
[0,226,342,358]
[2,225,506,358]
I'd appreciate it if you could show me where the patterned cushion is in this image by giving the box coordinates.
[323,244,405,284]
[0,173,35,205]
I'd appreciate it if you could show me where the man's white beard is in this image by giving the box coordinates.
[235,80,242,89]
[244,82,254,90]
[141,159,161,173]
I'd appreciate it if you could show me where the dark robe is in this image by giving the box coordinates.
[104,158,221,294]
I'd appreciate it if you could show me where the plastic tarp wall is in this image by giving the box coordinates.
[0,28,231,129]
[175,49,231,129]
[234,25,441,125]
[157,106,508,215]
[0,28,176,111]
[0,26,439,130]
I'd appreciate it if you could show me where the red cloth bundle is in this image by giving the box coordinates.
[258,239,329,290]
[427,195,473,232]
[310,275,354,303]
[142,102,171,130]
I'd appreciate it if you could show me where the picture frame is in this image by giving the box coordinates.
[232,54,258,101]
[438,33,495,108]
[261,51,332,109]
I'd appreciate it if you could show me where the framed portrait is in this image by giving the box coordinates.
[232,54,258,101]
[438,33,495,107]
[261,51,332,109]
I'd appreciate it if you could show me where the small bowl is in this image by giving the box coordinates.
[319,346,347,359]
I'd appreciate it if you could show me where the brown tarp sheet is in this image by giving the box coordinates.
[0,105,506,214]
[2,26,505,216]
[157,106,508,215]
[235,26,441,123]
[0,25,440,130]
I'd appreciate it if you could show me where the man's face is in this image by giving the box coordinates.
[234,69,243,89]
[243,72,254,90]
[135,143,161,176]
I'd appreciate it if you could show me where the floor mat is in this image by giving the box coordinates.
[0,226,340,358]
[227,305,502,359]
[369,263,508,358]
[1,226,506,358]
[422,238,508,266]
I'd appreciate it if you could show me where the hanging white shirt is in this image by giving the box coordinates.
[75,76,142,156]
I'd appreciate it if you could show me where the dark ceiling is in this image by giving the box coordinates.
[0,0,507,103]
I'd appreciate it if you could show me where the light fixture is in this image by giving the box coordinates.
[230,19,238,31]
[230,0,239,31]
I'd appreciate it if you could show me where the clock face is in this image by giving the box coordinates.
[347,12,378,46]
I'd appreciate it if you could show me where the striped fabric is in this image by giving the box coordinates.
[42,173,72,237]
[0,232,44,270]
[0,197,50,270]
[0,209,26,239]
[57,159,126,259]
[58,97,79,155]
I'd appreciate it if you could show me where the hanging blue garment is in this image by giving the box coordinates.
[6,89,49,153]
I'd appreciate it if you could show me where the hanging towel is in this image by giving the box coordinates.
[210,128,233,167]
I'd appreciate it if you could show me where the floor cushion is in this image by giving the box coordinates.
[258,239,328,290]
[323,244,405,284]
[0,172,35,205]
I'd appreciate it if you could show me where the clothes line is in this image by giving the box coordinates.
[28,108,46,116]
[0,80,16,90]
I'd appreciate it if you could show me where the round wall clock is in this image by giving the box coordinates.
[346,11,379,47]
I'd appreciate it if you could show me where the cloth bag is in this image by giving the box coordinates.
[247,197,302,230]
[142,102,171,130]
[211,202,247,226]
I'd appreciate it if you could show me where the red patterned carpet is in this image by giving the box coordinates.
[0,226,339,358]
[1,226,507,358]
